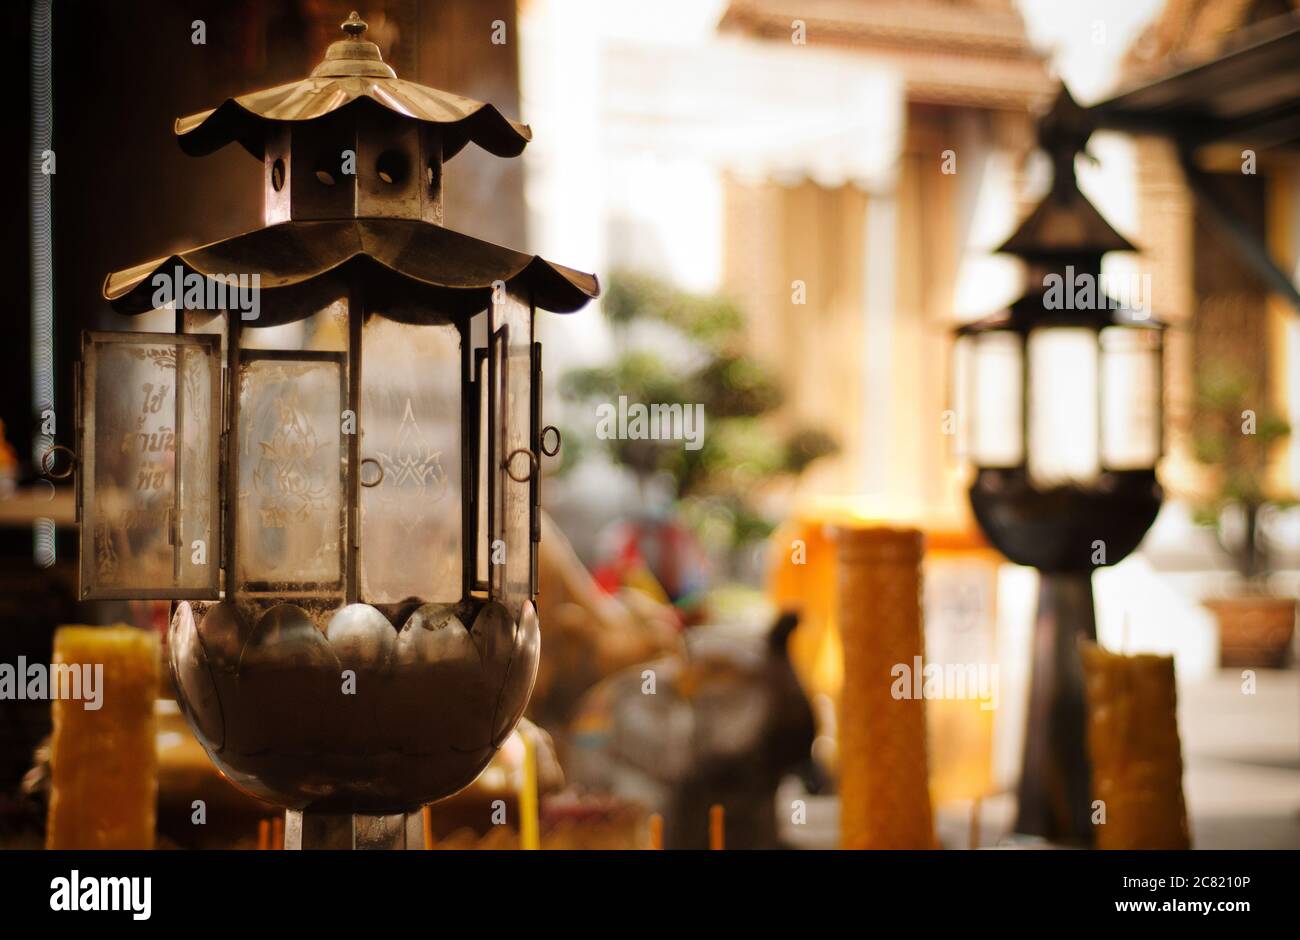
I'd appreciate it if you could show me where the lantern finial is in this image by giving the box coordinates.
[342,11,367,38]
[311,9,395,79]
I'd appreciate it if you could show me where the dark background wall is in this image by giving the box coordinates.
[2,0,523,482]
[0,0,523,803]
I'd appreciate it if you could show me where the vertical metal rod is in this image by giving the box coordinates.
[531,340,541,600]
[459,318,473,601]
[173,309,185,582]
[471,346,489,594]
[487,324,503,600]
[224,316,242,598]
[345,285,363,604]
[30,0,55,476]
[172,343,185,582]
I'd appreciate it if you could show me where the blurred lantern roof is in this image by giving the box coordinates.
[174,10,532,160]
[997,86,1137,260]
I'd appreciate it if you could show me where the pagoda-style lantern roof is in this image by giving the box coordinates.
[175,11,531,161]
[996,86,1136,261]
[104,11,596,316]
[955,86,1152,336]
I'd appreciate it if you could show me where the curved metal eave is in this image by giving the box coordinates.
[103,220,598,316]
[955,294,1166,335]
[996,188,1137,258]
[174,78,532,161]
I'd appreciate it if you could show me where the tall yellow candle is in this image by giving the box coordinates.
[519,730,540,851]
[1081,642,1191,849]
[46,625,159,849]
[832,525,934,849]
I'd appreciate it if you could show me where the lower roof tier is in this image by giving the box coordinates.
[103,218,599,318]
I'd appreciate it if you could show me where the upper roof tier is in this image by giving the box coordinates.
[175,11,532,161]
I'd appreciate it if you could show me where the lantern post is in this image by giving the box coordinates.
[953,87,1165,845]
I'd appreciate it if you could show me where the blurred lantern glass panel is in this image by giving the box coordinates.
[80,333,221,598]
[359,316,463,603]
[1028,327,1100,486]
[236,354,346,593]
[491,293,533,614]
[969,332,1024,467]
[1100,327,1161,470]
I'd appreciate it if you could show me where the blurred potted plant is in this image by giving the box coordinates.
[1191,366,1296,666]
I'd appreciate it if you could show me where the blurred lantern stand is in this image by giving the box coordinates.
[951,86,1165,845]
[44,12,598,849]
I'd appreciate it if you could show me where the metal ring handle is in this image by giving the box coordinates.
[540,425,562,458]
[359,457,384,488]
[504,448,538,483]
[41,444,77,481]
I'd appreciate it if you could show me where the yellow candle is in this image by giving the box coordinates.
[519,730,541,851]
[832,525,934,849]
[1081,642,1191,849]
[46,625,159,849]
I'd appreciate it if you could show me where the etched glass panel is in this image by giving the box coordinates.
[80,332,220,599]
[235,354,345,592]
[359,317,462,603]
[490,291,534,614]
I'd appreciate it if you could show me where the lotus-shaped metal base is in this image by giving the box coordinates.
[169,596,539,813]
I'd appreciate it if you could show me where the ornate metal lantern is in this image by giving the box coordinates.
[58,13,597,847]
[952,87,1164,845]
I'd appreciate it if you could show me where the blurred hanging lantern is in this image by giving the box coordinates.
[47,12,597,848]
[951,86,1164,845]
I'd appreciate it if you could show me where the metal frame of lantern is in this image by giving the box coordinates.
[952,87,1166,846]
[53,13,598,849]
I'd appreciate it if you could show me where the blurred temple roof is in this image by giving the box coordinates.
[718,0,1053,110]
[1121,0,1300,84]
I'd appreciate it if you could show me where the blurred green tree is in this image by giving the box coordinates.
[559,271,836,553]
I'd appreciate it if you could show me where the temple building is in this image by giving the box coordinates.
[717,0,1054,515]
